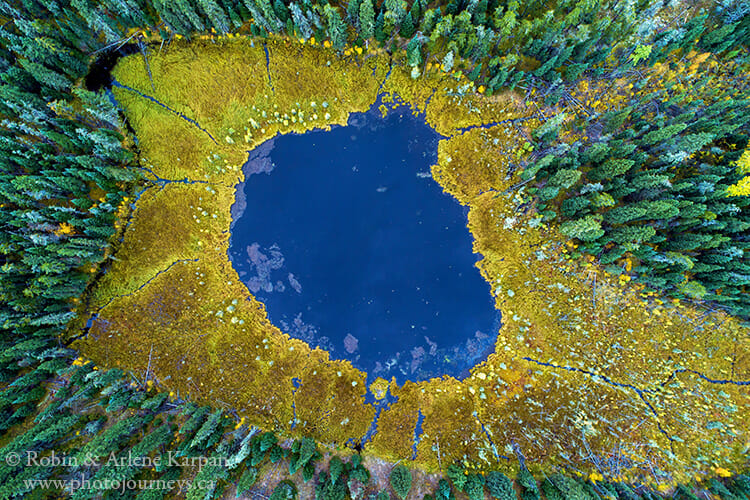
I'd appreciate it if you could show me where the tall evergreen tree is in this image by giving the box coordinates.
[174,0,206,32]
[399,11,415,37]
[347,0,362,26]
[325,4,348,49]
[359,0,375,39]
[290,3,314,39]
[406,35,423,66]
[196,0,231,33]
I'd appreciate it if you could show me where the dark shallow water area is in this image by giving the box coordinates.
[229,101,499,383]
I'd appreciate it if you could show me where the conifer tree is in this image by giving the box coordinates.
[325,5,348,49]
[197,0,230,33]
[347,0,362,26]
[290,3,314,39]
[486,471,516,500]
[374,10,386,43]
[359,0,375,39]
[399,11,415,37]
[407,35,423,67]
[390,464,412,500]
[273,0,290,23]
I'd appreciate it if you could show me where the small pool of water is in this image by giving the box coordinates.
[229,101,499,382]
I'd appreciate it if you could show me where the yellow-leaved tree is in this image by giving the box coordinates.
[726,149,750,196]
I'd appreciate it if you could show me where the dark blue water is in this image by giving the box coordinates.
[229,102,499,383]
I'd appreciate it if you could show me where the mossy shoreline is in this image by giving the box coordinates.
[72,36,749,483]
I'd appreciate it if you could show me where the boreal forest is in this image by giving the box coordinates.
[0,0,748,498]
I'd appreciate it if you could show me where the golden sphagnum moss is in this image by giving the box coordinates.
[73,36,749,484]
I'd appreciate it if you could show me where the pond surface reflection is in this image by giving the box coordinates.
[229,102,499,382]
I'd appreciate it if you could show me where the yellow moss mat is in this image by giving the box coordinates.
[72,37,749,484]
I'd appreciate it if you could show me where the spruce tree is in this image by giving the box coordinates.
[196,0,231,33]
[399,11,415,37]
[374,10,386,43]
[407,35,423,67]
[325,5,348,49]
[390,464,412,500]
[486,471,517,500]
[359,0,375,39]
[174,0,206,31]
[347,0,362,26]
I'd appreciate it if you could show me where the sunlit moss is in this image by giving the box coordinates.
[292,349,374,445]
[113,38,272,139]
[86,181,232,310]
[267,39,388,121]
[74,37,750,483]
[369,377,390,401]
[412,378,489,470]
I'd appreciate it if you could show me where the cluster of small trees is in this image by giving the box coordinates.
[0,3,139,352]
[523,42,750,317]
[428,463,521,500]
[0,346,322,499]
[412,462,750,500]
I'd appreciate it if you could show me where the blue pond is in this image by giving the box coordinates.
[229,101,499,383]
